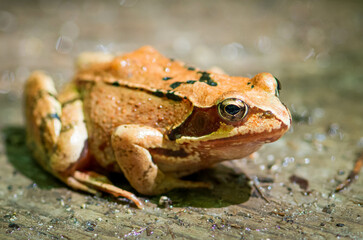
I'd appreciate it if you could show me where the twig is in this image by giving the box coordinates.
[335,151,363,192]
[252,182,270,203]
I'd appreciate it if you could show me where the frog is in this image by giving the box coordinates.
[24,46,291,209]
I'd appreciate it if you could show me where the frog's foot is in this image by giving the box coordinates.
[111,124,213,196]
[66,176,98,195]
[71,171,144,209]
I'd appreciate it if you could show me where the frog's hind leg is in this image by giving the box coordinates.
[25,71,63,172]
[24,72,143,208]
[25,71,88,176]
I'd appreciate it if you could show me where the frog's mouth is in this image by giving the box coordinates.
[170,106,290,144]
[169,123,290,163]
[176,120,289,145]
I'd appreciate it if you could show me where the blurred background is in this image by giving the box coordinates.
[0,0,362,238]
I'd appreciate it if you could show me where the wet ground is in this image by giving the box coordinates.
[0,0,362,239]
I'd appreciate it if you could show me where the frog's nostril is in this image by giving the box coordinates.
[263,110,274,118]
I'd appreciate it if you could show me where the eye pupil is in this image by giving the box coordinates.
[225,104,240,115]
[217,98,248,122]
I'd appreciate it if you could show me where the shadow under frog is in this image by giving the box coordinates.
[3,126,251,208]
[3,126,63,189]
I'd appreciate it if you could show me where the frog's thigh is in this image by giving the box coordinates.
[111,125,212,195]
[25,71,62,171]
[51,92,88,174]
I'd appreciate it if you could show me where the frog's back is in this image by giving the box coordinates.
[76,46,290,127]
[75,46,252,108]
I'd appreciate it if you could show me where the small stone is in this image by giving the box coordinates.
[8,223,20,229]
[158,196,172,208]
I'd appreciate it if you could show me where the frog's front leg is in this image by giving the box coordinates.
[25,72,144,208]
[111,125,212,195]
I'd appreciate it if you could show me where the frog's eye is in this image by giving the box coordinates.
[274,76,281,97]
[218,98,248,122]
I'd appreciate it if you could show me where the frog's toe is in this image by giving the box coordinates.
[72,171,144,209]
[66,176,98,195]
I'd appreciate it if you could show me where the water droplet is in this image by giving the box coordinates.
[56,36,73,54]
[304,48,315,61]
[120,60,127,67]
[0,71,15,94]
[315,133,326,142]
[267,154,275,162]
[282,157,295,167]
[271,164,279,172]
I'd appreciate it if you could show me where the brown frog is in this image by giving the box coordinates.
[24,46,291,208]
